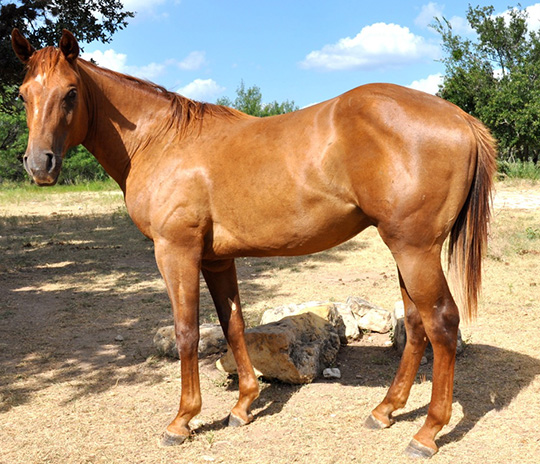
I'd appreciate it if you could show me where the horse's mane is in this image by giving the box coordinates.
[26,47,245,137]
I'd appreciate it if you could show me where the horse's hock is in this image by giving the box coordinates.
[392,301,465,357]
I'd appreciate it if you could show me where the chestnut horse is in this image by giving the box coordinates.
[12,29,496,457]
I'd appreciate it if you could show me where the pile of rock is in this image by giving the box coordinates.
[154,297,395,384]
[154,298,464,384]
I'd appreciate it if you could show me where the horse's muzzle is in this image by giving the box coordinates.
[23,151,62,186]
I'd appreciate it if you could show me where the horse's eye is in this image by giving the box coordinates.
[18,93,26,103]
[66,89,77,101]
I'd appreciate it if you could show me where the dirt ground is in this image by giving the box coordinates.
[1,181,539,464]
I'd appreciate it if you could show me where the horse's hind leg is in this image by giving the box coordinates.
[365,270,429,429]
[371,244,460,457]
[202,259,260,425]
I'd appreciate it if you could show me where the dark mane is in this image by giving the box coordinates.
[78,58,246,137]
[78,58,245,137]
[27,47,245,137]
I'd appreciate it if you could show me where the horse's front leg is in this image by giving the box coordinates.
[154,238,203,446]
[202,259,259,426]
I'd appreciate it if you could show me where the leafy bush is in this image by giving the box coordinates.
[59,146,109,184]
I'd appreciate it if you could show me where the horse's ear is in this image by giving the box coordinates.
[11,28,35,64]
[59,30,79,63]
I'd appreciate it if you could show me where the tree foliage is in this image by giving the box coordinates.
[216,81,298,117]
[434,4,540,162]
[0,92,27,181]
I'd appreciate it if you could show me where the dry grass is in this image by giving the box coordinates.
[0,182,539,464]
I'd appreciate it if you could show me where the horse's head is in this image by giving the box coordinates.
[11,29,89,185]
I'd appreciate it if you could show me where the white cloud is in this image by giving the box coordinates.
[525,3,540,31]
[415,3,474,35]
[415,2,445,29]
[132,62,167,80]
[448,15,474,35]
[122,0,167,13]
[498,3,540,32]
[408,73,443,95]
[178,79,225,101]
[178,51,207,71]
[81,49,167,81]
[81,49,128,73]
[300,23,440,71]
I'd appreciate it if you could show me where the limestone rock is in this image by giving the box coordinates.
[260,301,340,326]
[217,312,340,384]
[154,323,226,359]
[198,323,227,355]
[154,326,176,358]
[346,297,392,333]
[334,303,361,343]
[260,301,358,345]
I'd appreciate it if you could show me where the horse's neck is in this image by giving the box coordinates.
[79,63,175,191]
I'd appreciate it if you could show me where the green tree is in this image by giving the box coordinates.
[217,81,298,117]
[0,90,27,181]
[434,4,540,163]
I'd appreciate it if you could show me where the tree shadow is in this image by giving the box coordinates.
[0,209,371,412]
[4,208,535,452]
[437,343,540,448]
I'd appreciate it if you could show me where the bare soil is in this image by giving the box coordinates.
[1,182,539,464]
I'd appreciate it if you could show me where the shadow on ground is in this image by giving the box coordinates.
[0,211,367,412]
[2,211,538,454]
[190,343,540,451]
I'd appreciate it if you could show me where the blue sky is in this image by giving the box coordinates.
[80,1,540,108]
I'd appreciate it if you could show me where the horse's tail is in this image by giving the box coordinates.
[448,116,497,322]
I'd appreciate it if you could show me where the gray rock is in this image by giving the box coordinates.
[334,303,362,344]
[346,297,392,333]
[217,312,340,384]
[260,301,361,345]
[323,367,342,379]
[198,323,227,355]
[154,326,177,358]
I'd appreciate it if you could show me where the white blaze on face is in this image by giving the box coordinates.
[34,73,47,85]
[33,73,47,118]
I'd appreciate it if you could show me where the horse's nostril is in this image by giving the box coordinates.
[23,154,30,173]
[45,153,55,173]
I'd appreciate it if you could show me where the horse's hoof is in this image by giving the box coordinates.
[404,439,437,459]
[227,412,252,427]
[159,430,189,447]
[364,414,392,430]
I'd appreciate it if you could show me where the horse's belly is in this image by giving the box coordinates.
[204,201,371,259]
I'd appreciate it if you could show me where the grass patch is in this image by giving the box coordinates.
[488,210,540,260]
[0,178,119,194]
[498,160,540,180]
